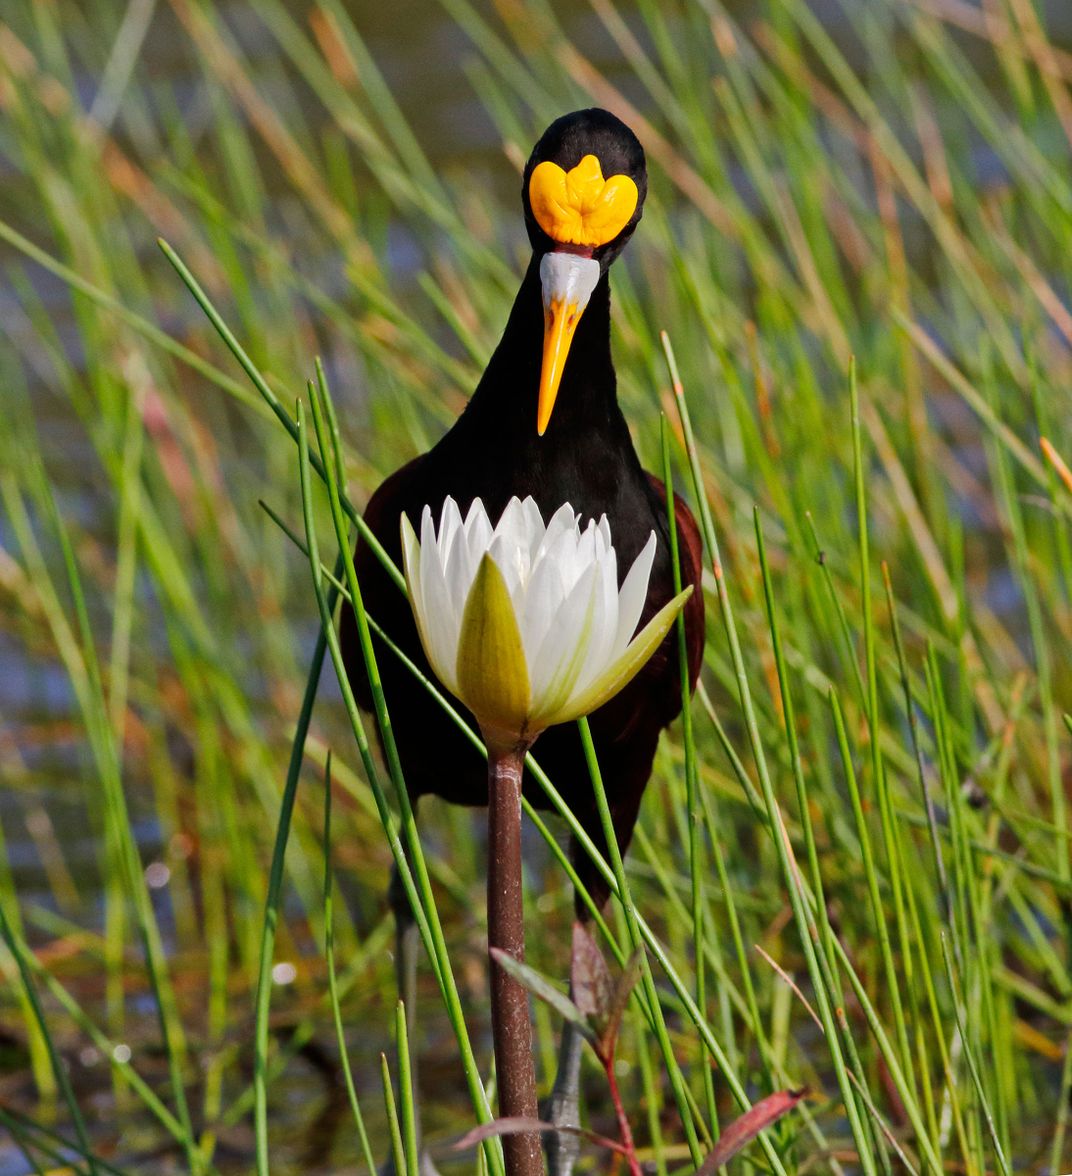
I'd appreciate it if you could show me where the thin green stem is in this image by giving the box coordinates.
[322,752,378,1173]
[252,546,343,1176]
[577,715,704,1166]
[396,1000,420,1176]
[659,415,715,1130]
[296,398,503,1175]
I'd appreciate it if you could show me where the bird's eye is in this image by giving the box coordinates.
[529,155,638,248]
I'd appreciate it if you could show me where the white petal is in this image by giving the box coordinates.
[552,526,588,595]
[518,545,569,658]
[443,515,481,624]
[596,514,612,553]
[520,496,547,559]
[488,530,527,597]
[417,506,459,689]
[613,531,657,656]
[528,560,600,717]
[536,505,578,578]
[578,519,596,568]
[437,497,464,568]
[462,499,493,573]
[573,542,619,693]
[527,520,584,626]
[435,499,489,627]
[493,497,527,547]
[417,505,441,627]
[463,497,493,547]
[535,518,577,579]
[400,513,422,614]
[535,502,579,566]
[463,497,488,531]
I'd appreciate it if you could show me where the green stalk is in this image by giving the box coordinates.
[635,1019,669,1176]
[157,239,403,592]
[750,513,882,1173]
[696,783,773,1086]
[12,931,187,1145]
[396,1001,420,1176]
[662,331,877,1172]
[882,564,954,931]
[530,738,788,1169]
[1050,1029,1072,1175]
[381,1052,408,1176]
[0,1109,47,1176]
[0,1109,124,1176]
[0,218,264,415]
[659,415,715,1129]
[632,823,845,1171]
[802,511,867,709]
[830,687,928,1161]
[4,464,200,1173]
[938,933,1013,1176]
[577,715,704,1166]
[0,901,99,1176]
[296,399,504,1176]
[755,511,891,1169]
[0,800,53,1099]
[153,240,469,1172]
[850,363,915,1091]
[322,753,378,1173]
[251,542,343,1176]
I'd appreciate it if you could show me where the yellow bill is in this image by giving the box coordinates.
[537,251,600,435]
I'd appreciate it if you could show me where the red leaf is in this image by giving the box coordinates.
[451,1116,626,1156]
[571,922,613,1022]
[598,945,644,1060]
[452,1117,557,1150]
[693,1088,807,1174]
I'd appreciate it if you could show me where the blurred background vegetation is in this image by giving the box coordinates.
[2,0,1072,1172]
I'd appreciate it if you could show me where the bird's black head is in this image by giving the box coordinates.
[522,107,647,269]
[520,109,647,434]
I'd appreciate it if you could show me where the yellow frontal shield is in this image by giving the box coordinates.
[529,155,638,249]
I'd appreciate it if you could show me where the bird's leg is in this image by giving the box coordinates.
[542,1015,584,1176]
[383,863,441,1176]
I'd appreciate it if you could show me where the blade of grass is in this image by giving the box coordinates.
[295,396,504,1176]
[322,751,378,1173]
[659,415,716,1132]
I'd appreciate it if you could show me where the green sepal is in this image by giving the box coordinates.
[456,553,531,737]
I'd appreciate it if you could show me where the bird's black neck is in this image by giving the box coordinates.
[460,255,626,446]
[425,253,655,543]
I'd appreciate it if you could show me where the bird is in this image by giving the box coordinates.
[341,108,705,1176]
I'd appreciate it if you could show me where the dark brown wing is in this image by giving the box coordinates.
[342,460,707,917]
[561,474,705,915]
[640,472,706,709]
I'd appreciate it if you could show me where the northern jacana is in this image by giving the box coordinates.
[342,108,705,1176]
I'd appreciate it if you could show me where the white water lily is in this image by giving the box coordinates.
[400,495,692,750]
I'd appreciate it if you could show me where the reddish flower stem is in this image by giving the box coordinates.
[486,744,542,1176]
[605,1052,642,1176]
